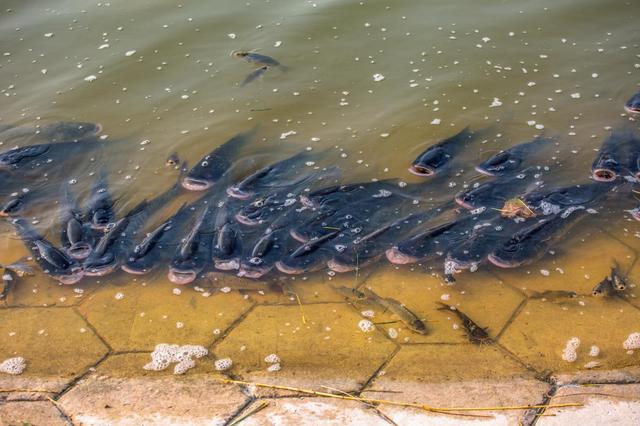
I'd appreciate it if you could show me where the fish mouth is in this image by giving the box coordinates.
[237,264,271,279]
[67,243,92,260]
[226,186,252,200]
[181,177,212,191]
[487,253,521,269]
[474,165,496,176]
[289,228,310,243]
[56,270,85,285]
[454,195,476,210]
[385,247,419,265]
[168,268,197,285]
[121,263,150,275]
[326,259,355,273]
[84,263,117,277]
[592,168,617,182]
[624,105,640,114]
[214,258,240,271]
[235,212,261,226]
[274,260,305,275]
[408,164,434,177]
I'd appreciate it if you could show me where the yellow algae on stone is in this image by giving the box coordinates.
[214,303,396,393]
[0,307,108,377]
[493,229,636,296]
[499,299,640,372]
[79,282,253,351]
[365,264,524,343]
[59,354,248,425]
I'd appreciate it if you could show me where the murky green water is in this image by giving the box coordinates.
[1,0,640,385]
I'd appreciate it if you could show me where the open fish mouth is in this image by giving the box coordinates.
[487,253,520,269]
[592,168,617,182]
[214,258,240,271]
[274,260,305,275]
[226,185,252,200]
[67,243,92,260]
[624,105,640,114]
[84,263,117,277]
[408,164,434,177]
[385,247,419,265]
[181,177,212,191]
[121,263,150,275]
[237,264,271,279]
[56,270,85,285]
[326,259,356,273]
[289,228,311,243]
[235,212,261,226]
[168,268,197,285]
[454,195,476,210]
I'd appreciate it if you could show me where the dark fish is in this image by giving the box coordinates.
[83,217,130,276]
[86,169,116,230]
[409,127,472,176]
[227,152,318,200]
[624,91,640,114]
[475,137,552,176]
[168,206,213,285]
[237,229,289,279]
[241,66,269,86]
[530,290,578,300]
[610,263,630,291]
[0,258,33,300]
[60,184,92,260]
[299,179,400,210]
[166,152,180,168]
[9,217,83,284]
[592,277,614,297]
[386,217,460,265]
[274,232,337,274]
[212,203,242,271]
[591,129,640,182]
[360,288,428,335]
[182,129,255,191]
[1,269,13,301]
[121,203,192,275]
[487,210,587,269]
[515,182,611,217]
[232,51,283,68]
[455,172,542,211]
[437,302,491,345]
[0,121,101,144]
[0,139,102,173]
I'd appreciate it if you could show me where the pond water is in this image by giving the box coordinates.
[1,0,640,387]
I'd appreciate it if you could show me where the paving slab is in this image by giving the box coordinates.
[79,281,253,351]
[364,264,524,344]
[233,398,388,426]
[364,344,548,425]
[499,298,640,372]
[213,303,397,395]
[58,353,248,426]
[539,383,640,426]
[0,307,108,392]
[0,400,69,426]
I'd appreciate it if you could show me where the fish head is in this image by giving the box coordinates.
[56,269,85,285]
[84,252,117,276]
[409,147,449,176]
[167,267,198,285]
[476,151,521,176]
[0,198,23,217]
[0,145,50,170]
[92,210,113,230]
[237,259,272,279]
[67,242,93,260]
[385,247,419,265]
[121,256,155,275]
[624,92,640,114]
[591,153,620,182]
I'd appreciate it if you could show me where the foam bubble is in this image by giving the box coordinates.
[214,358,233,371]
[358,319,375,333]
[264,353,280,364]
[561,337,580,362]
[267,362,281,372]
[143,343,207,375]
[0,357,26,375]
[623,332,640,350]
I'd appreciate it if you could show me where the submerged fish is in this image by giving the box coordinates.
[591,128,640,182]
[241,66,269,86]
[361,288,428,335]
[0,138,102,173]
[529,290,578,300]
[487,210,587,269]
[168,205,213,285]
[0,121,102,144]
[86,169,116,231]
[182,129,255,191]
[624,91,640,114]
[475,137,552,177]
[60,184,92,260]
[0,259,34,300]
[232,51,284,68]
[592,277,615,297]
[455,172,542,211]
[165,152,180,168]
[437,302,490,344]
[409,127,473,176]
[386,217,460,265]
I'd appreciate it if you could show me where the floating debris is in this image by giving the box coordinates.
[623,332,640,350]
[214,358,233,371]
[143,344,208,375]
[561,337,581,363]
[0,357,26,375]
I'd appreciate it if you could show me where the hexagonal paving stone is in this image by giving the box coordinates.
[365,344,548,424]
[493,228,636,297]
[79,280,253,352]
[0,400,69,426]
[232,398,388,426]
[499,298,640,372]
[59,354,248,426]
[214,303,397,393]
[539,384,640,425]
[0,307,108,392]
[363,264,524,344]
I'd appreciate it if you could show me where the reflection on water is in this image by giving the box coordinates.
[1,0,640,381]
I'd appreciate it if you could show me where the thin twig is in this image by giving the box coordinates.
[228,401,270,426]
